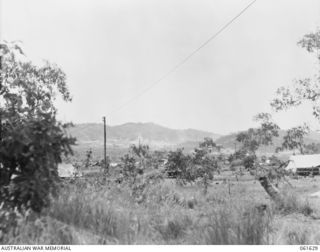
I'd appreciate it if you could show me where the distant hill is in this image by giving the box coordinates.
[69,122,220,147]
[215,129,320,153]
[69,122,320,154]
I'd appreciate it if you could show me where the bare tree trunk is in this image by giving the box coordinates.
[258,176,283,203]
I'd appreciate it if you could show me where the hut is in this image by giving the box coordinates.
[285,154,320,175]
[58,163,80,178]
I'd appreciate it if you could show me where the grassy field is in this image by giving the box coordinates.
[2,171,320,245]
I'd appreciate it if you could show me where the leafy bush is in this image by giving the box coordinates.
[119,154,140,183]
[165,149,193,183]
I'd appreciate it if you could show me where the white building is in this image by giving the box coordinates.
[58,163,81,178]
[285,154,320,175]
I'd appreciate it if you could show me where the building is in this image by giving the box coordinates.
[58,163,81,178]
[285,154,320,175]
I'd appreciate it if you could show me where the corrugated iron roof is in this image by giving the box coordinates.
[285,154,320,172]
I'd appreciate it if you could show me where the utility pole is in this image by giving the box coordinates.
[102,116,108,174]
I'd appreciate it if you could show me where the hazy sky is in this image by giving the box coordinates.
[1,0,320,134]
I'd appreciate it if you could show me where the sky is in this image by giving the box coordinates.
[1,0,320,134]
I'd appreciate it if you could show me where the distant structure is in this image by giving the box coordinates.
[285,154,320,175]
[58,163,81,178]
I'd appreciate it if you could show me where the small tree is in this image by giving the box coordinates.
[130,143,150,159]
[192,138,220,194]
[120,154,139,184]
[193,149,217,194]
[130,143,150,171]
[165,149,193,184]
[236,113,279,170]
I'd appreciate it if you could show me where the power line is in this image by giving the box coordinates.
[109,0,257,115]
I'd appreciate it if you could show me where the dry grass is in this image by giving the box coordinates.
[2,174,320,245]
[275,187,314,216]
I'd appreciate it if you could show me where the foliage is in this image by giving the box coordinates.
[236,113,279,156]
[130,143,150,159]
[165,149,193,184]
[164,138,220,193]
[199,137,217,150]
[192,138,220,194]
[257,158,290,187]
[129,143,151,172]
[6,170,320,245]
[235,113,279,173]
[148,150,167,169]
[236,129,260,154]
[304,142,320,154]
[279,124,310,154]
[254,113,280,146]
[243,155,256,170]
[228,149,247,163]
[0,41,75,212]
[271,29,320,119]
[119,154,140,184]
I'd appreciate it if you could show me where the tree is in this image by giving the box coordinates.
[280,124,310,154]
[304,142,320,154]
[270,30,320,155]
[193,138,219,194]
[130,143,150,172]
[0,41,75,212]
[236,128,260,155]
[236,113,279,170]
[254,113,280,146]
[257,30,320,202]
[120,154,140,184]
[130,143,150,159]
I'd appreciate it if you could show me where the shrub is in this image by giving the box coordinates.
[165,149,193,182]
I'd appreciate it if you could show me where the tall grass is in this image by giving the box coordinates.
[192,203,273,245]
[276,189,314,216]
[2,176,278,245]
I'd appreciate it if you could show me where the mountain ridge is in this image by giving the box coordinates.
[68,122,320,151]
[69,122,221,147]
